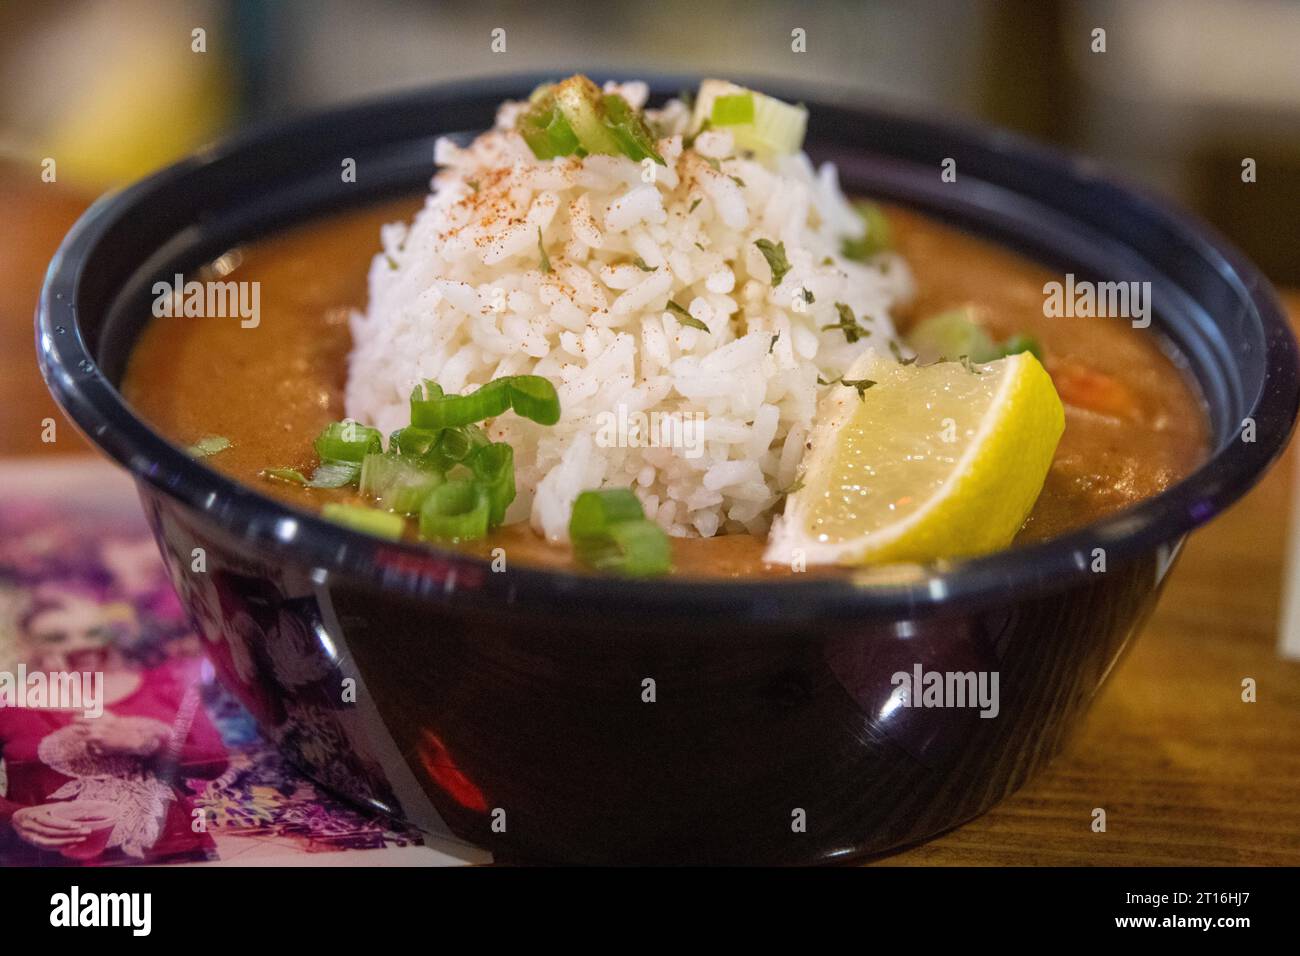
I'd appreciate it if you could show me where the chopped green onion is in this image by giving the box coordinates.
[410,375,560,429]
[411,380,444,404]
[841,201,893,261]
[822,302,871,343]
[998,334,1043,361]
[359,452,444,515]
[585,520,672,576]
[631,256,654,272]
[568,488,671,576]
[600,92,665,165]
[554,75,622,156]
[907,307,999,364]
[503,375,562,426]
[188,435,230,457]
[517,88,582,159]
[306,460,362,489]
[517,76,665,165]
[710,92,755,126]
[754,238,791,287]
[434,423,485,463]
[419,479,491,542]
[389,425,439,458]
[261,467,307,485]
[689,80,807,157]
[321,503,406,540]
[411,381,511,429]
[390,423,490,472]
[314,420,382,463]
[468,442,516,526]
[569,487,646,538]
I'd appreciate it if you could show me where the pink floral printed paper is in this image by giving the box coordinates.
[0,458,482,866]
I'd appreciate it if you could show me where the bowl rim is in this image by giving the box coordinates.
[36,72,1300,622]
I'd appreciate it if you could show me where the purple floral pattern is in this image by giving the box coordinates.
[0,476,426,865]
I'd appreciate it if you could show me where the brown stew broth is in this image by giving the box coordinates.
[122,199,1208,577]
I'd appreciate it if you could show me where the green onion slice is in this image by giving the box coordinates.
[710,92,755,126]
[516,76,665,165]
[188,435,230,458]
[689,80,807,157]
[410,376,560,429]
[907,307,999,364]
[602,520,673,576]
[572,517,672,576]
[389,425,440,458]
[600,93,665,165]
[841,201,893,261]
[321,503,406,541]
[568,488,672,576]
[504,375,561,426]
[419,479,492,542]
[569,488,647,538]
[306,460,362,489]
[359,452,444,515]
[260,467,307,485]
[998,334,1043,361]
[517,88,582,160]
[554,75,622,156]
[411,380,444,405]
[411,381,512,429]
[314,420,383,463]
[468,442,516,526]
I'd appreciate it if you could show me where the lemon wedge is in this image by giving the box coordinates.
[765,349,1064,567]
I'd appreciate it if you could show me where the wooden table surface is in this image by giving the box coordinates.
[4,160,1298,865]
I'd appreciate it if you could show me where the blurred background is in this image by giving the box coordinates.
[3,0,1299,280]
[3,0,1300,454]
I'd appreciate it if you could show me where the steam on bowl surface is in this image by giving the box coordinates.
[36,75,1298,863]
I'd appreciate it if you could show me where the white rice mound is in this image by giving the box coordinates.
[346,80,913,543]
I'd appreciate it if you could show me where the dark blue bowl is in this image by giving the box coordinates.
[37,75,1299,863]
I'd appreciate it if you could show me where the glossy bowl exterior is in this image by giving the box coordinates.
[38,75,1299,863]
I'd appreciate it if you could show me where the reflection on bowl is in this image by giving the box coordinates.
[38,76,1299,863]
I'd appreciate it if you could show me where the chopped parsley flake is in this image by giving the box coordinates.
[537,227,552,274]
[821,302,871,343]
[666,300,708,331]
[754,238,791,287]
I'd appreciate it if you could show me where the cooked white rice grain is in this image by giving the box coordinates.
[346,86,913,543]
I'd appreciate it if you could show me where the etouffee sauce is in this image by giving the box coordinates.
[122,198,1208,577]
